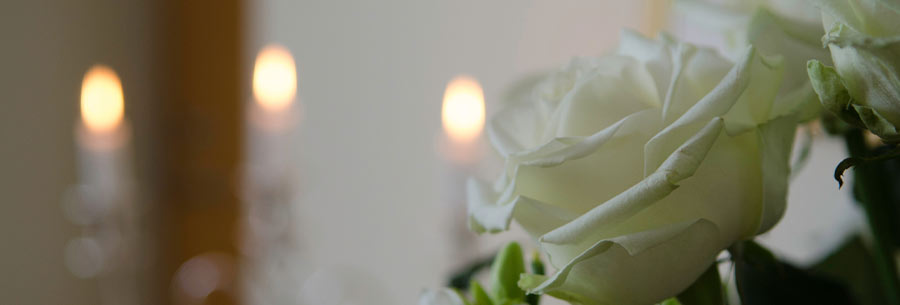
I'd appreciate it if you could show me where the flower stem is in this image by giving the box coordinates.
[843,129,900,305]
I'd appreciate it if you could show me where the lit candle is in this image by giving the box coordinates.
[253,45,297,114]
[81,65,124,136]
[66,64,139,304]
[441,75,486,167]
[74,65,132,218]
[243,43,299,256]
[242,44,304,305]
[439,75,486,266]
[247,44,298,182]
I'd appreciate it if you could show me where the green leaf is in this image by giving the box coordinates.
[677,263,723,305]
[525,250,544,305]
[807,60,861,128]
[489,242,526,305]
[878,153,900,248]
[661,298,684,305]
[454,289,474,305]
[447,255,494,290]
[519,274,584,304]
[821,111,855,135]
[732,241,857,305]
[813,236,887,305]
[808,59,900,140]
[470,281,494,305]
[529,250,545,276]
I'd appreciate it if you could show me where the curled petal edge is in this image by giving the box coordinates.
[520,218,721,305]
[468,110,655,234]
[539,117,724,246]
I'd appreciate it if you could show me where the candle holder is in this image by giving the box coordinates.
[239,163,307,305]
[439,75,488,271]
[239,44,308,304]
[63,123,141,305]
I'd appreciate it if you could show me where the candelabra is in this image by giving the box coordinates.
[62,144,141,305]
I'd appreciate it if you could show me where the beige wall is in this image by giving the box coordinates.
[0,1,157,304]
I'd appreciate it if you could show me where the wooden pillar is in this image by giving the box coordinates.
[157,0,244,304]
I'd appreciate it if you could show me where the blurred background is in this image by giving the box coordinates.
[0,1,864,304]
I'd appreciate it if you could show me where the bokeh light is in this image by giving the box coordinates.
[80,65,124,133]
[441,75,485,143]
[253,44,297,111]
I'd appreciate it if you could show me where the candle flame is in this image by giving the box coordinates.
[253,44,297,111]
[80,65,124,133]
[442,76,485,143]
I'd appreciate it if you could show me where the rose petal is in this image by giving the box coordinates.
[617,30,673,104]
[488,101,546,158]
[754,114,797,234]
[644,45,782,176]
[511,110,640,167]
[510,109,659,214]
[512,195,580,238]
[748,8,829,90]
[666,45,735,123]
[541,57,658,139]
[468,109,658,233]
[521,219,721,305]
[467,177,518,233]
[810,0,900,37]
[828,35,900,129]
[538,118,723,266]
[617,30,734,126]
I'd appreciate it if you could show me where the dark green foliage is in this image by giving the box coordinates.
[677,263,724,305]
[732,241,856,305]
[813,236,888,305]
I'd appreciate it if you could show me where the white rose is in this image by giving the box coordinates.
[674,0,830,120]
[467,31,802,305]
[418,289,466,305]
[807,0,900,140]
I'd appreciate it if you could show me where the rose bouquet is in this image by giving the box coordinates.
[422,1,900,304]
